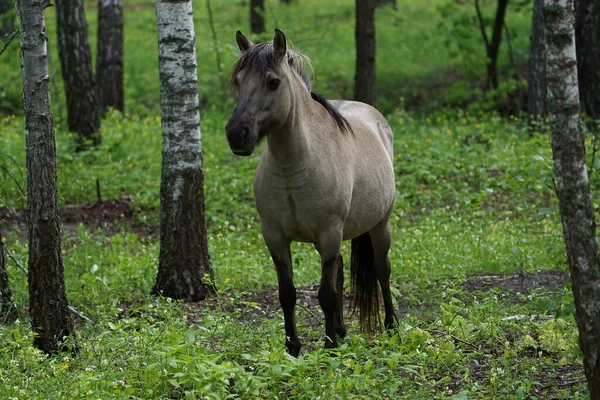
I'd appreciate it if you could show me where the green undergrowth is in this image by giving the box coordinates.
[1,108,596,398]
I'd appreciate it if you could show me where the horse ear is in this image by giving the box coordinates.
[273,29,287,61]
[236,30,254,53]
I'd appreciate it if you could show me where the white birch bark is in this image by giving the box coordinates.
[153,0,214,301]
[544,0,600,396]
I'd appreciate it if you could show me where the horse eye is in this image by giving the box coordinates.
[266,78,280,91]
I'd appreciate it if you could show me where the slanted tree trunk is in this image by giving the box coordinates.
[354,0,376,106]
[575,0,600,119]
[528,0,546,119]
[475,0,509,89]
[55,0,101,149]
[16,0,74,354]
[0,241,13,319]
[97,0,124,113]
[544,0,600,396]
[0,0,14,39]
[153,0,215,302]
[250,0,264,34]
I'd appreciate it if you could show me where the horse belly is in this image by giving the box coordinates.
[342,162,395,240]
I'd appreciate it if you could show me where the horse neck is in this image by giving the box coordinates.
[265,84,315,171]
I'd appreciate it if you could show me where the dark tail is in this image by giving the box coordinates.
[351,232,380,332]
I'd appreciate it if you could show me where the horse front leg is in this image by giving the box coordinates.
[335,254,346,338]
[317,238,343,349]
[264,231,301,356]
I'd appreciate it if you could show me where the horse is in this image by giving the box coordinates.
[225,29,398,356]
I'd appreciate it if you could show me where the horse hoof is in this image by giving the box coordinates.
[286,340,301,357]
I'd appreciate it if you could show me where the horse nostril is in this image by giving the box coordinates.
[243,127,250,136]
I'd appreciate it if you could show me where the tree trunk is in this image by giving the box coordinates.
[55,0,101,150]
[0,241,13,320]
[475,0,508,89]
[153,0,215,302]
[16,0,74,354]
[376,0,395,7]
[544,0,600,396]
[97,0,124,113]
[528,0,546,119]
[354,0,376,106]
[0,0,14,39]
[250,0,264,34]
[575,0,600,119]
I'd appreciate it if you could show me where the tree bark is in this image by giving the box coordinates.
[250,0,264,34]
[153,0,215,302]
[528,0,547,119]
[55,0,101,149]
[354,0,376,106]
[0,241,13,320]
[16,0,74,354]
[376,0,395,7]
[475,0,508,90]
[97,0,124,113]
[575,0,600,119]
[544,0,600,397]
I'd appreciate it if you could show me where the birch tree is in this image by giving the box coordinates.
[354,0,376,106]
[152,0,214,301]
[97,0,124,113]
[55,0,101,149]
[16,0,74,353]
[544,0,600,396]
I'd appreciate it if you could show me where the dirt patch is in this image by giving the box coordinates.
[463,270,569,299]
[184,284,357,329]
[0,199,155,237]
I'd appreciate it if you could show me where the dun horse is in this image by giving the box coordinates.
[226,29,398,356]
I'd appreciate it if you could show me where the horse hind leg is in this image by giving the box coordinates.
[369,220,399,330]
[335,254,346,338]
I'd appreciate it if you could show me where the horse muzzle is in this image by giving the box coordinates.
[225,124,255,156]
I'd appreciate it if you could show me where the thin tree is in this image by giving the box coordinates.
[97,0,124,113]
[55,0,101,149]
[575,0,600,119]
[544,0,600,396]
[250,0,265,34]
[376,0,395,7]
[16,0,74,354]
[0,0,14,39]
[528,0,546,119]
[152,0,215,301]
[354,0,376,106]
[0,240,13,319]
[474,0,509,89]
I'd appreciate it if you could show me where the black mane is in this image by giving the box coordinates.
[310,91,353,134]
